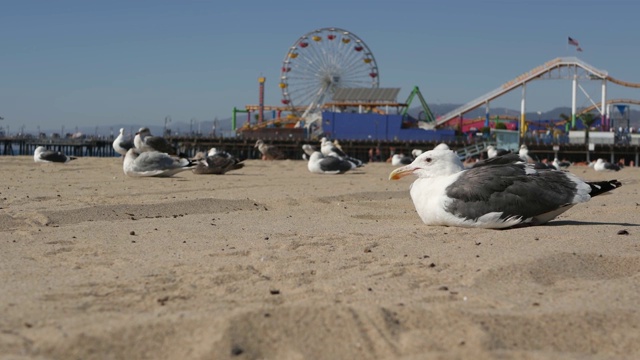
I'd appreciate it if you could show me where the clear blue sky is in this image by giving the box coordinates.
[1,0,639,134]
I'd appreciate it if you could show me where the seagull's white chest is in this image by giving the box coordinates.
[409,174,462,226]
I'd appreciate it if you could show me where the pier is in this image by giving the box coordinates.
[1,135,639,167]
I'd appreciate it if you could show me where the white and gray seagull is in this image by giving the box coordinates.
[123,148,196,177]
[191,148,244,175]
[389,148,621,229]
[255,139,286,160]
[33,146,77,163]
[306,150,357,175]
[552,158,571,170]
[594,158,621,172]
[320,137,364,167]
[486,145,510,159]
[112,128,135,157]
[391,153,413,166]
[134,127,180,156]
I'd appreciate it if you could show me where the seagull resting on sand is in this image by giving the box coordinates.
[389,149,621,229]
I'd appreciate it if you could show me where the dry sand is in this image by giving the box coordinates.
[1,155,639,360]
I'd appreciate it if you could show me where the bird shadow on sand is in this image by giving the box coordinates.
[546,220,640,227]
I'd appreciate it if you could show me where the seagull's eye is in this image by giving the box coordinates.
[425,158,432,163]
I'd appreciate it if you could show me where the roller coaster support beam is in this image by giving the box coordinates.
[484,102,490,128]
[601,79,608,130]
[232,107,250,131]
[571,73,577,129]
[519,84,527,145]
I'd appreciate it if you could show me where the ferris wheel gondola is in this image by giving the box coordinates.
[279,27,380,120]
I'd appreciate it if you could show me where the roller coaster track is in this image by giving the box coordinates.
[434,56,640,128]
[578,99,640,114]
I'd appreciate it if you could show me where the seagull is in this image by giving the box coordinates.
[391,153,413,166]
[134,127,180,156]
[411,149,424,158]
[301,144,316,160]
[389,148,621,229]
[112,128,134,157]
[434,143,450,151]
[191,148,244,175]
[123,148,196,177]
[518,144,535,163]
[33,146,77,163]
[320,137,364,167]
[486,145,510,158]
[594,158,621,172]
[307,151,357,174]
[255,139,286,160]
[516,144,555,169]
[552,158,571,170]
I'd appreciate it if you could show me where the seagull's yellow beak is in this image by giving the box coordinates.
[389,165,415,180]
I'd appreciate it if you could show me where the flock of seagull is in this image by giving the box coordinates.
[30,130,626,228]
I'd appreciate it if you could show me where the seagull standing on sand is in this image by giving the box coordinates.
[134,127,180,155]
[255,140,286,160]
[389,148,621,229]
[112,128,134,157]
[33,146,77,163]
[594,158,621,172]
[123,148,196,177]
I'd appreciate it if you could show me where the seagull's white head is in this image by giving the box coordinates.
[135,128,151,140]
[434,143,450,151]
[302,144,315,156]
[309,151,323,162]
[389,149,464,180]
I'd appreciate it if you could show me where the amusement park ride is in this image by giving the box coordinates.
[234,27,640,142]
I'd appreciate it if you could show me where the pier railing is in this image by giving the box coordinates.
[1,135,638,166]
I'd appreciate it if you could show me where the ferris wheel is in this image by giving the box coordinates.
[279,27,380,119]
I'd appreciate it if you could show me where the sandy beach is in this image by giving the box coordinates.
[1,155,639,359]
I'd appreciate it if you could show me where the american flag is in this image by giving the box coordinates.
[568,37,580,47]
